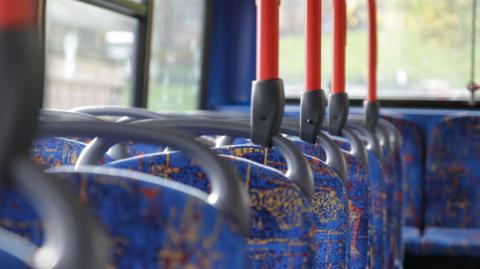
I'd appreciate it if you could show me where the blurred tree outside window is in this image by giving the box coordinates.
[280,0,479,101]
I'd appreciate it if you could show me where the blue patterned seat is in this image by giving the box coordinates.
[383,116,424,228]
[287,138,372,269]
[313,133,393,268]
[31,138,87,168]
[420,228,480,257]
[378,143,402,268]
[106,152,316,268]
[31,138,113,169]
[214,145,349,268]
[384,116,425,257]
[340,126,402,267]
[365,151,388,269]
[0,167,247,268]
[422,116,480,257]
[123,141,164,156]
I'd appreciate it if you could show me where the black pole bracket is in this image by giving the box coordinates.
[328,92,349,136]
[250,79,285,147]
[300,89,326,143]
[363,100,380,132]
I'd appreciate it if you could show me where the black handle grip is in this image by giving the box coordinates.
[250,79,285,147]
[300,89,326,143]
[328,92,349,136]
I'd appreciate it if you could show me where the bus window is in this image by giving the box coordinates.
[280,0,477,101]
[148,0,205,112]
[44,0,137,109]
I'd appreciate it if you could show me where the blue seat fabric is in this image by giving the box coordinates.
[289,139,372,269]
[31,138,86,168]
[383,116,425,257]
[0,167,246,268]
[420,228,480,257]
[211,145,349,268]
[31,138,112,168]
[423,116,480,257]
[106,152,316,268]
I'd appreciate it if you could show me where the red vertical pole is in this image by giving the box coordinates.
[332,0,346,94]
[256,0,280,81]
[0,0,35,30]
[305,0,322,92]
[367,0,377,101]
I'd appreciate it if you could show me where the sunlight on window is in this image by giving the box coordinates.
[148,0,204,112]
[44,0,137,109]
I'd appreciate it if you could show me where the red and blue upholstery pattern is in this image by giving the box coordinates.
[315,135,388,269]
[31,138,113,168]
[290,139,372,269]
[106,152,316,268]
[31,138,86,168]
[0,167,247,268]
[212,145,349,268]
[365,150,388,269]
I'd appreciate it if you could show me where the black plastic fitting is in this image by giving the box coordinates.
[250,79,285,147]
[0,30,43,180]
[363,100,380,132]
[328,92,349,136]
[300,89,326,143]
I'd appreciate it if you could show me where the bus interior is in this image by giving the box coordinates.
[0,0,479,268]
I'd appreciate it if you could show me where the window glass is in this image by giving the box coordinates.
[280,0,478,101]
[45,0,137,109]
[148,0,205,112]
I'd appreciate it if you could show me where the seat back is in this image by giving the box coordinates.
[323,133,388,269]
[31,138,113,168]
[106,151,316,268]
[383,115,425,228]
[31,138,86,168]
[0,167,246,268]
[425,116,480,228]
[288,139,372,269]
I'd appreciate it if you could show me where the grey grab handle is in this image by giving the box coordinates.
[346,119,382,159]
[105,117,136,160]
[72,106,164,120]
[377,118,402,153]
[40,110,130,161]
[129,118,314,202]
[347,115,389,157]
[4,156,107,269]
[283,117,369,166]
[341,126,369,166]
[280,121,348,182]
[374,124,389,155]
[73,106,245,120]
[37,120,250,237]
[39,109,100,121]
[77,119,315,201]
[72,112,314,201]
